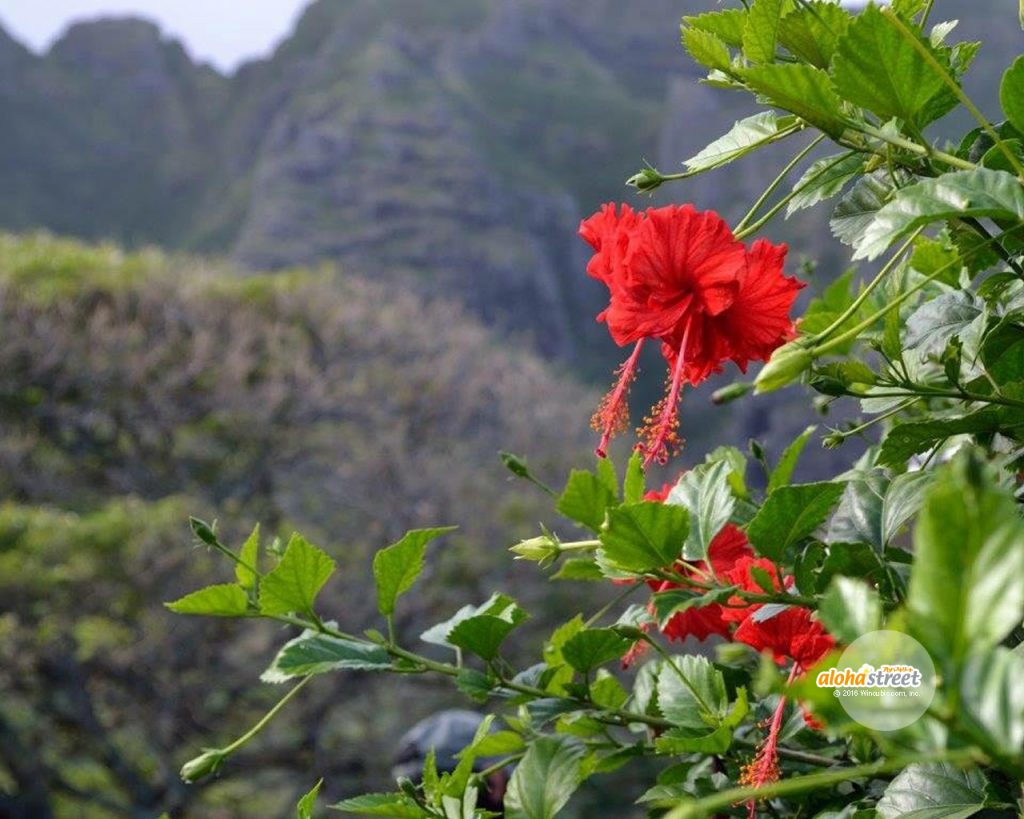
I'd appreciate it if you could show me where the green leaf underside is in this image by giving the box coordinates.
[684,112,797,173]
[505,736,585,819]
[856,169,1024,260]
[262,631,392,682]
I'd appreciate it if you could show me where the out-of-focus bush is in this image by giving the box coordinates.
[0,233,602,817]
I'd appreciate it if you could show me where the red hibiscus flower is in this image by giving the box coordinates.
[733,605,835,668]
[647,524,754,643]
[719,556,786,624]
[580,204,803,467]
[642,483,675,503]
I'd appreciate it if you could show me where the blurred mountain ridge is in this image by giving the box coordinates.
[1,0,1017,361]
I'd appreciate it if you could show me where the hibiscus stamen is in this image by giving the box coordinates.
[638,320,692,468]
[739,665,801,817]
[591,339,645,458]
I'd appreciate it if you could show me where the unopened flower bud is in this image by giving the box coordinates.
[180,748,226,783]
[822,432,845,449]
[626,167,664,193]
[711,381,752,405]
[754,341,813,394]
[509,534,559,563]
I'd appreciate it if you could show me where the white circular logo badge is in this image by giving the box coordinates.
[814,630,937,731]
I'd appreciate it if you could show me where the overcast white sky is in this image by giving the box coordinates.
[0,1,310,71]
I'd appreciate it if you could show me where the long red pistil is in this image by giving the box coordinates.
[740,664,801,818]
[638,320,692,469]
[592,339,645,458]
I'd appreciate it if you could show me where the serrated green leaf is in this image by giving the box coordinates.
[590,672,628,709]
[856,168,1024,261]
[681,26,732,73]
[653,689,748,755]
[777,1,850,68]
[557,469,616,532]
[787,153,864,216]
[259,534,335,616]
[747,482,845,560]
[1000,55,1024,136]
[768,425,817,492]
[373,527,454,617]
[330,792,426,817]
[505,736,585,819]
[165,583,250,617]
[742,0,789,63]
[446,596,528,661]
[236,524,260,590]
[683,112,796,174]
[876,762,988,819]
[262,631,392,682]
[818,577,881,644]
[471,729,525,758]
[598,501,688,573]
[831,4,946,127]
[561,629,632,674]
[904,291,984,359]
[656,655,729,731]
[878,411,1003,468]
[682,9,747,47]
[740,63,847,137]
[666,459,735,562]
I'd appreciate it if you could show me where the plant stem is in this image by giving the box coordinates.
[882,7,1024,180]
[559,539,601,552]
[268,613,677,731]
[808,229,923,345]
[220,675,313,757]
[661,748,982,819]
[584,581,643,628]
[814,224,1024,357]
[846,124,976,172]
[735,134,826,234]
[653,123,804,186]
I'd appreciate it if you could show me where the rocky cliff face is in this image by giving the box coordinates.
[0,0,1013,368]
[0,0,697,361]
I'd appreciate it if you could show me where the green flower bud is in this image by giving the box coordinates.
[711,381,752,405]
[509,534,560,563]
[180,748,226,783]
[822,432,845,449]
[754,341,813,394]
[189,516,218,546]
[626,167,664,193]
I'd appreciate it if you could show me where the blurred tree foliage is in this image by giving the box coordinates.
[0,233,604,817]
